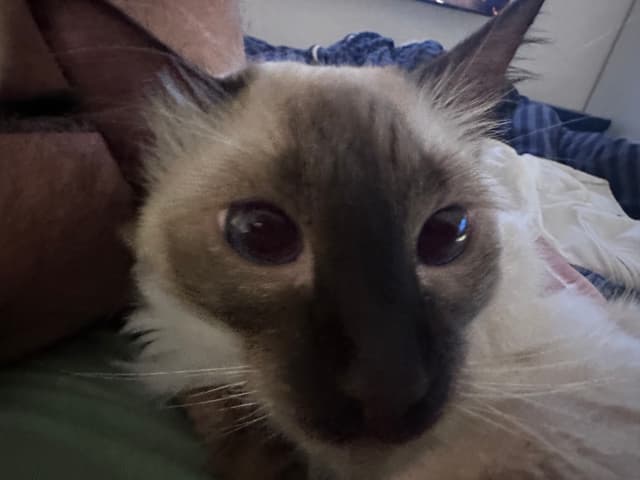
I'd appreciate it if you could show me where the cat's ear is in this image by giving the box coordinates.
[412,0,545,108]
[157,57,251,112]
[141,59,251,189]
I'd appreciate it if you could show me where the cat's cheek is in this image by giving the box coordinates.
[415,266,495,327]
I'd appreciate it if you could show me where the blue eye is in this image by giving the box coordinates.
[417,206,470,266]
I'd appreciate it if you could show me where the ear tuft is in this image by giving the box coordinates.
[139,57,252,193]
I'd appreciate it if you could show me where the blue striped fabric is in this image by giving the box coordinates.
[244,33,639,297]
[503,95,640,219]
[572,266,639,302]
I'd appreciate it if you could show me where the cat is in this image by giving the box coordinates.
[125,0,640,478]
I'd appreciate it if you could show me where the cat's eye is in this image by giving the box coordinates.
[224,201,302,265]
[417,206,469,266]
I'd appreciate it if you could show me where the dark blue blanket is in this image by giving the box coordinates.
[245,33,640,220]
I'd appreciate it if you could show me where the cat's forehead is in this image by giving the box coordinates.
[221,63,486,209]
[252,62,414,103]
[244,62,454,149]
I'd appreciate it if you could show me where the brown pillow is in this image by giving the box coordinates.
[0,0,245,362]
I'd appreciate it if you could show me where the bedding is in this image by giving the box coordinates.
[503,92,640,220]
[481,141,640,293]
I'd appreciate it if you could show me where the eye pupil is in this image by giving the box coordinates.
[225,201,302,265]
[417,206,469,266]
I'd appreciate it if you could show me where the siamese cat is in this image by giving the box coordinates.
[126,0,640,478]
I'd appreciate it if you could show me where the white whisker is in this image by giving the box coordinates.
[221,414,269,437]
[187,381,249,398]
[454,404,523,437]
[66,365,253,380]
[459,376,624,399]
[466,401,581,469]
[221,401,260,411]
[170,390,256,409]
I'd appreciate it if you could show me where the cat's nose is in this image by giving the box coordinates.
[340,369,433,444]
[313,352,450,445]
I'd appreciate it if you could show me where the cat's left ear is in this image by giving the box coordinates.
[158,57,252,112]
[412,0,545,105]
[140,59,252,191]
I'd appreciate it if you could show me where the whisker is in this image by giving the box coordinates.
[498,392,638,446]
[453,404,523,437]
[187,381,249,398]
[462,357,594,374]
[170,390,256,409]
[458,399,618,477]
[464,323,615,369]
[459,380,617,399]
[220,401,260,411]
[234,409,263,424]
[221,414,269,437]
[65,365,253,380]
[468,401,584,470]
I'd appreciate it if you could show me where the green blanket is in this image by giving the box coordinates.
[0,328,211,480]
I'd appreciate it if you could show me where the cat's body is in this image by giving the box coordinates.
[125,1,640,478]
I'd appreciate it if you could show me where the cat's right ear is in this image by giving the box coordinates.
[412,0,545,111]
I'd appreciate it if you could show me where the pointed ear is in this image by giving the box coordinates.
[413,0,545,106]
[157,56,251,112]
[140,58,251,191]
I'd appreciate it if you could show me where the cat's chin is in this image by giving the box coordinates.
[263,403,436,480]
[298,439,423,480]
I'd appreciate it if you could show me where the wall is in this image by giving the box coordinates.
[586,0,639,141]
[240,0,632,111]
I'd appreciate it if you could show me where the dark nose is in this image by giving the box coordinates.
[308,239,450,444]
[339,361,432,444]
[308,294,444,444]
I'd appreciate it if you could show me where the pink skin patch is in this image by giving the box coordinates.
[535,237,606,304]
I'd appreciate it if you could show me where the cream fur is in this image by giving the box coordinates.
[125,275,245,395]
[126,63,640,478]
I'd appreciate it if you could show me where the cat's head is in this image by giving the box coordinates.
[129,0,544,472]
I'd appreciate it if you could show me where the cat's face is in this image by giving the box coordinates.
[135,62,500,447]
[131,0,544,472]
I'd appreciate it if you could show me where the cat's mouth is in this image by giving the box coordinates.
[290,364,454,447]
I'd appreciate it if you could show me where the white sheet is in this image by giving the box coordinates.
[481,140,640,290]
